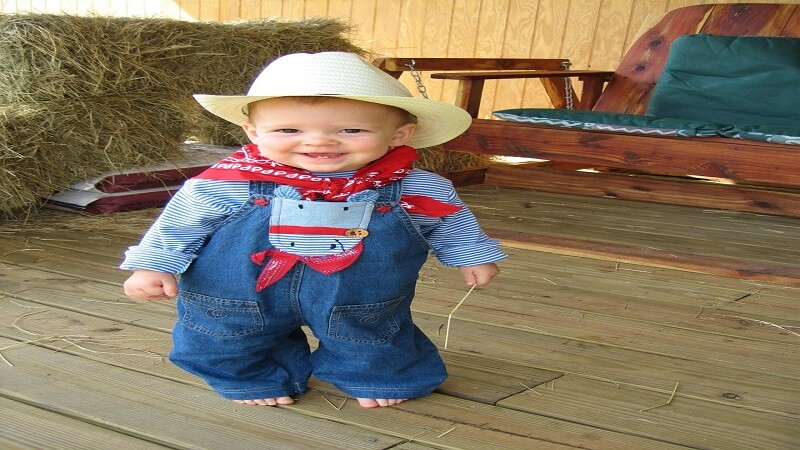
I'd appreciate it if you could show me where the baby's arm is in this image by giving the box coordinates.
[123,270,178,300]
[121,179,247,300]
[458,263,500,287]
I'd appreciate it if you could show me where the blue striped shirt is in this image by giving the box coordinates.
[120,168,506,274]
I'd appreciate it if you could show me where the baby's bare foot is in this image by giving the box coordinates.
[233,396,294,406]
[356,398,407,408]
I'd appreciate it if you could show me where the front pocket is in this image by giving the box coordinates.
[328,297,404,344]
[179,292,263,338]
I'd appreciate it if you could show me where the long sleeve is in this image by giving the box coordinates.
[402,170,506,267]
[120,179,250,273]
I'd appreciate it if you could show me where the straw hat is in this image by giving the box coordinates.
[193,52,472,149]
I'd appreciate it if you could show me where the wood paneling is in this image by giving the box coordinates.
[0,0,788,116]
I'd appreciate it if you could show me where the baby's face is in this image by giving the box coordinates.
[242,97,416,173]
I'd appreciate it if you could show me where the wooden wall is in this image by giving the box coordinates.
[1,0,791,116]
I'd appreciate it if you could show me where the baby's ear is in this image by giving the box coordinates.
[347,190,379,202]
[274,185,303,199]
[242,122,259,142]
[390,122,417,146]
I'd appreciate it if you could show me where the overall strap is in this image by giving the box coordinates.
[375,180,403,203]
[249,181,277,196]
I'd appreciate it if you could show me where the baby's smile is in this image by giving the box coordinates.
[302,153,344,159]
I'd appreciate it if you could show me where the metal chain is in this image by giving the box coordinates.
[561,61,574,110]
[405,59,429,99]
[405,59,572,108]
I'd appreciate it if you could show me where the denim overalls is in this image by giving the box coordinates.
[169,180,447,400]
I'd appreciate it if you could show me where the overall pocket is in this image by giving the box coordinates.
[179,291,263,338]
[328,297,404,344]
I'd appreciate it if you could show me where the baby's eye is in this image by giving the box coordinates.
[341,129,365,134]
[274,128,300,133]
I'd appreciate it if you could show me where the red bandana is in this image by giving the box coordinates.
[196,144,460,217]
[250,245,363,291]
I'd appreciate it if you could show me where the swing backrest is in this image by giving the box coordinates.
[593,3,800,114]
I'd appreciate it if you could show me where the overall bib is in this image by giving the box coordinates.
[169,180,447,400]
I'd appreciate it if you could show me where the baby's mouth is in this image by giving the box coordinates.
[302,153,343,159]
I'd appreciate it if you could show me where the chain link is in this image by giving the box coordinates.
[405,59,572,108]
[561,61,573,110]
[405,59,429,99]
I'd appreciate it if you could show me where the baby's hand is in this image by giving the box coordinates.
[457,263,500,287]
[123,270,179,300]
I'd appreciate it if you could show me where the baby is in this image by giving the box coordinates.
[121,52,505,408]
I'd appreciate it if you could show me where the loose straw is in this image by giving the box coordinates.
[640,382,680,412]
[444,284,477,349]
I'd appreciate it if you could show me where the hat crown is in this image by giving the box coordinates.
[247,52,413,99]
[193,51,473,148]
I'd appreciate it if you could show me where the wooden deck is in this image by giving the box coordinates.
[1,185,798,449]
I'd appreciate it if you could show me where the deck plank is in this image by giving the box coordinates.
[498,374,800,450]
[1,187,798,449]
[418,258,800,345]
[0,396,169,450]
[0,316,634,449]
[2,239,797,428]
[307,381,687,450]
[0,236,129,284]
[6,233,797,329]
[0,273,562,408]
[458,186,800,283]
[0,337,405,450]
[437,351,563,404]
[463,184,800,240]
[6,256,798,398]
[408,312,800,419]
[0,270,684,448]
[413,258,800,376]
[487,228,800,285]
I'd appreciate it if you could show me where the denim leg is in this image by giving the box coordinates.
[311,324,447,398]
[303,287,447,399]
[168,290,312,400]
[293,194,447,399]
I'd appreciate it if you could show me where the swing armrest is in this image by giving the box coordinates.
[373,57,571,77]
[373,57,592,117]
[430,70,614,116]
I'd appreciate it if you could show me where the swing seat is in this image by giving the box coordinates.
[373,3,800,217]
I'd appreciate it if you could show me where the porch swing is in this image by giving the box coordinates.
[374,3,800,218]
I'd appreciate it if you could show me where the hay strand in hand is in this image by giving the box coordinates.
[444,284,477,349]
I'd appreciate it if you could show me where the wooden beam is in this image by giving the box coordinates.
[444,119,800,189]
[431,70,612,114]
[485,228,800,287]
[373,58,570,72]
[484,163,800,218]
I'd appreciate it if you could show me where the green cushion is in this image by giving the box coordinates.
[493,109,723,137]
[646,34,800,127]
[492,108,800,145]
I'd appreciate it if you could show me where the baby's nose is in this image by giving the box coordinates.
[303,133,337,146]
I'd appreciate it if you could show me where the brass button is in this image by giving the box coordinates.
[345,228,369,238]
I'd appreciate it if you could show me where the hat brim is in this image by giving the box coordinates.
[194,94,473,149]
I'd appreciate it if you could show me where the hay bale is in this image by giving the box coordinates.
[0,13,488,218]
[0,14,363,102]
[415,146,491,174]
[0,94,201,216]
[0,14,363,217]
[0,14,364,149]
